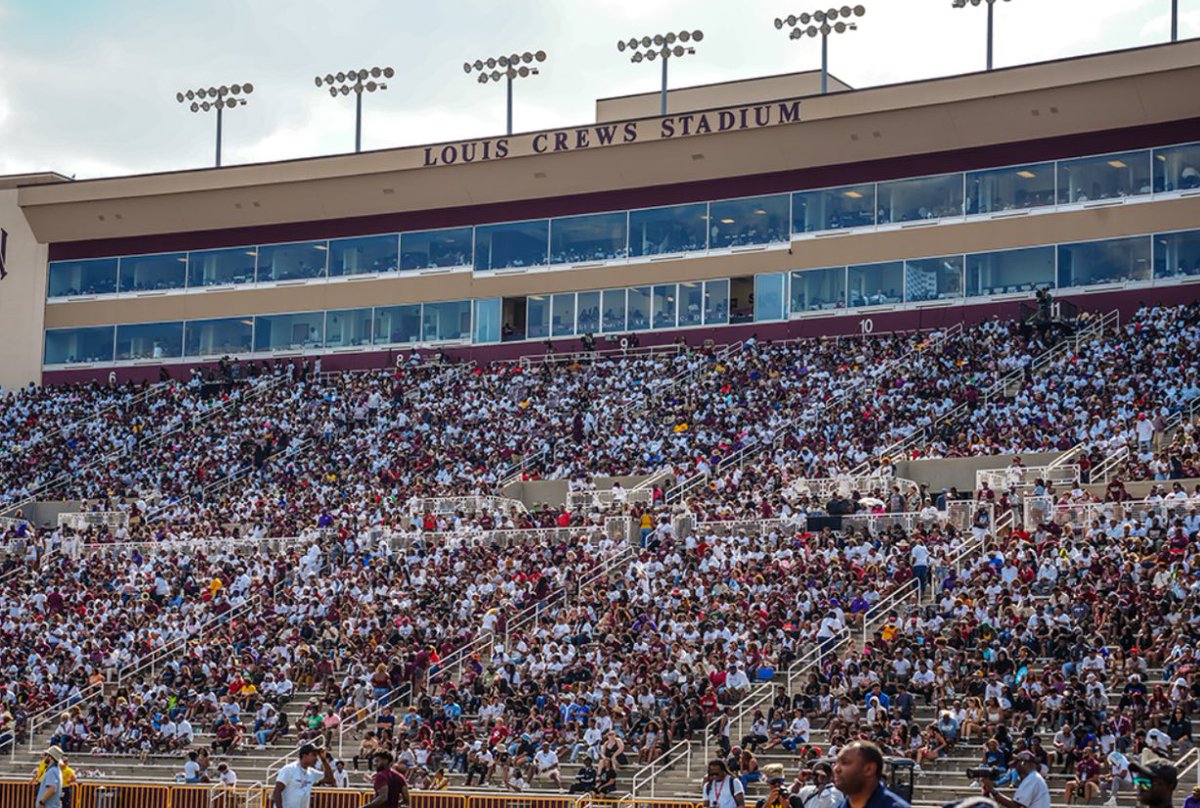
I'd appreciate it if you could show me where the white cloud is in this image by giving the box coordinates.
[0,0,1190,180]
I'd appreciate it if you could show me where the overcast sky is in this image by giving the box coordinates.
[0,0,1195,179]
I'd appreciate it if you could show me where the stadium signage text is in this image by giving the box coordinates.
[421,100,803,167]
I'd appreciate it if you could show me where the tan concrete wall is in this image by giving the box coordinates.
[895,451,1061,493]
[595,71,850,121]
[0,187,47,389]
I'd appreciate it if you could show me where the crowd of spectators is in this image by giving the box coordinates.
[1,300,1199,803]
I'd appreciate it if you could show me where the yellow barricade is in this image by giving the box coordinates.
[411,792,467,808]
[75,782,171,808]
[573,798,622,808]
[209,787,267,808]
[467,794,580,808]
[311,788,369,808]
[3,778,699,808]
[167,785,266,808]
[0,780,37,808]
[619,799,702,808]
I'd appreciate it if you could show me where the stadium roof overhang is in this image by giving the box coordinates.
[19,40,1200,251]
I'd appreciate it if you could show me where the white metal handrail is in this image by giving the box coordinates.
[17,375,288,509]
[668,324,963,503]
[21,681,104,756]
[975,464,1082,494]
[853,310,1117,473]
[407,495,529,517]
[115,590,264,684]
[631,739,692,798]
[516,342,686,368]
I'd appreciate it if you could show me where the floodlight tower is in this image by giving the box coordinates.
[463,50,547,135]
[618,30,704,116]
[774,6,865,95]
[317,66,395,153]
[951,0,1013,71]
[176,82,254,167]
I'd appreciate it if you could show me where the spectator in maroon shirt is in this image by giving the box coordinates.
[364,751,408,808]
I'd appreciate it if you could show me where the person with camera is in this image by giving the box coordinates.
[757,764,801,808]
[979,750,1050,808]
[704,759,747,808]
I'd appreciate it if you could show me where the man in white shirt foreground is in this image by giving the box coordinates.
[704,758,746,808]
[274,743,335,808]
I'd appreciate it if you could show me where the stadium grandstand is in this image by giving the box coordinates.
[0,26,1199,808]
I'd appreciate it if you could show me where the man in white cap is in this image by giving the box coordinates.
[36,746,64,808]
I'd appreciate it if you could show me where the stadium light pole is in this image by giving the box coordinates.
[1172,0,1179,42]
[618,30,703,116]
[463,50,547,135]
[951,0,1012,72]
[176,82,253,168]
[317,67,395,153]
[775,7,865,95]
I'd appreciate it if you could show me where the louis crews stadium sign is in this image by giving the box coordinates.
[421,99,804,167]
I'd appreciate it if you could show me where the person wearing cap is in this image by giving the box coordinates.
[757,764,801,808]
[833,741,910,808]
[981,750,1050,808]
[796,761,843,808]
[1130,759,1178,808]
[273,743,335,808]
[36,746,63,808]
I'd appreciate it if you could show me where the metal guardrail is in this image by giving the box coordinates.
[841,506,972,536]
[565,488,653,512]
[407,495,529,516]
[605,341,743,428]
[18,681,105,759]
[975,464,1082,494]
[667,324,965,504]
[631,739,692,799]
[57,511,130,530]
[497,448,549,488]
[1,380,171,462]
[516,342,687,369]
[1022,495,1200,532]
